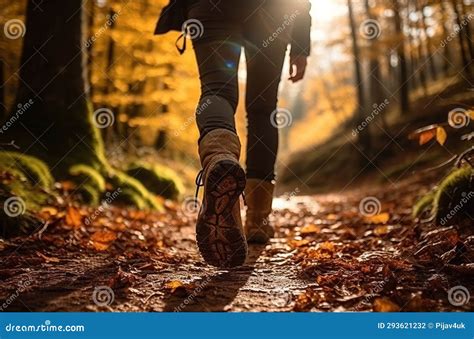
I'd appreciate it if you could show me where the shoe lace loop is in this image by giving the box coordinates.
[195,170,204,200]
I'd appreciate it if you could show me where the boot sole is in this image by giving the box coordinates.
[196,160,248,268]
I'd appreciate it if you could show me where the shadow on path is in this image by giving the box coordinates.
[163,244,266,312]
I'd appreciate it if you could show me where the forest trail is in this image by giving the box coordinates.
[1,172,472,312]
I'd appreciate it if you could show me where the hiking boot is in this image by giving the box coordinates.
[195,129,248,268]
[244,179,275,243]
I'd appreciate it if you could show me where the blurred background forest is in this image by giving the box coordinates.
[0,0,473,198]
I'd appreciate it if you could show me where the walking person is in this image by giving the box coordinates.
[155,0,311,268]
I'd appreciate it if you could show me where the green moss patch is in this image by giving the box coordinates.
[126,162,184,200]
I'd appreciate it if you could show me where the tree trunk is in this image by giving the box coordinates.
[459,0,474,59]
[451,0,472,76]
[0,59,5,122]
[393,0,410,114]
[419,0,438,80]
[2,0,107,176]
[439,1,454,76]
[348,0,372,156]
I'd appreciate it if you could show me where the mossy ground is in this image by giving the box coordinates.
[126,162,184,200]
[413,165,474,227]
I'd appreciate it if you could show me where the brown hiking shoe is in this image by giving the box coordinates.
[244,179,275,243]
[195,129,248,268]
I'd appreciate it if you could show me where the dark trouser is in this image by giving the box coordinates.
[188,0,291,182]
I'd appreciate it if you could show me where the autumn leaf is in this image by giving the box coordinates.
[65,206,82,228]
[163,280,191,297]
[300,224,321,235]
[90,231,117,251]
[373,298,401,312]
[467,109,474,119]
[364,212,390,224]
[408,124,438,145]
[59,181,76,191]
[374,225,390,236]
[436,126,447,145]
[38,206,60,220]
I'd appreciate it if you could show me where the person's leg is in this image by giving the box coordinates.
[188,1,242,140]
[243,7,290,182]
[187,1,248,267]
[243,4,291,243]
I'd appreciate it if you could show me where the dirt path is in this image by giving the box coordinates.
[1,173,473,312]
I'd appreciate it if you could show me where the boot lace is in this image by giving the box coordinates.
[195,170,204,201]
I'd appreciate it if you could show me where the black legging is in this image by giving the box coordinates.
[188,0,292,182]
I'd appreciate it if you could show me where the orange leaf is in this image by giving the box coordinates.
[467,109,474,119]
[419,129,436,145]
[436,127,447,145]
[164,280,189,296]
[374,225,389,236]
[373,298,400,312]
[39,206,59,219]
[59,181,76,191]
[300,224,321,235]
[364,213,390,224]
[90,231,117,251]
[65,206,82,228]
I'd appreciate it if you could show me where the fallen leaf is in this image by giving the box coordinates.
[436,126,447,145]
[59,181,76,191]
[164,280,185,291]
[419,129,436,145]
[90,231,117,251]
[374,225,389,236]
[65,206,82,228]
[364,213,390,224]
[163,280,190,297]
[373,298,400,312]
[408,124,438,145]
[300,224,321,235]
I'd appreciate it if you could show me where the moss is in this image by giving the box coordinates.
[126,162,184,200]
[115,188,148,210]
[0,152,53,188]
[108,170,163,211]
[433,166,474,226]
[412,191,436,218]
